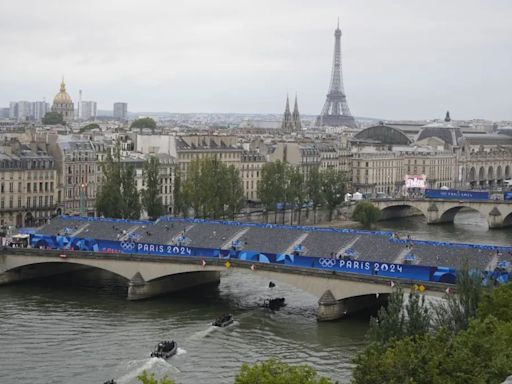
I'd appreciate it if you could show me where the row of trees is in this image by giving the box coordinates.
[95,147,163,220]
[173,157,244,219]
[95,151,367,225]
[352,274,512,384]
[257,162,347,224]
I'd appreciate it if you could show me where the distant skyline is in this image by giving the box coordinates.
[1,0,511,120]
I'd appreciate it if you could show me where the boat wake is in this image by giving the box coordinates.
[115,357,179,384]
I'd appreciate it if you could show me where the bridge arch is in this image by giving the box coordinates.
[378,204,427,221]
[438,205,487,226]
[502,212,512,227]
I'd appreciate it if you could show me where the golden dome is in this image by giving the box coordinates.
[53,79,73,104]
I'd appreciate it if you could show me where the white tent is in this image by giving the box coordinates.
[352,192,363,201]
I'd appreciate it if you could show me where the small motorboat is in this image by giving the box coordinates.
[150,340,178,359]
[103,380,116,384]
[263,297,286,310]
[212,313,234,327]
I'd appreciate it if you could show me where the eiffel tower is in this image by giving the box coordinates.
[316,20,357,128]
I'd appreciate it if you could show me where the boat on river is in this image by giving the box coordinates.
[263,297,286,310]
[150,340,177,359]
[212,313,234,327]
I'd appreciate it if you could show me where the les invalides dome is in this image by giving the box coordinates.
[51,79,74,122]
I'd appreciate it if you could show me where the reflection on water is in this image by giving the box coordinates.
[377,210,512,246]
[0,270,367,384]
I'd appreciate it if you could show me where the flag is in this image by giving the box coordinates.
[225,261,231,269]
[201,259,206,267]
[251,264,256,271]
[389,281,395,288]
[418,284,426,292]
[445,287,452,294]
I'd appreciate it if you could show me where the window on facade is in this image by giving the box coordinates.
[26,197,30,208]
[18,197,21,208]
[33,197,37,207]
[50,196,53,206]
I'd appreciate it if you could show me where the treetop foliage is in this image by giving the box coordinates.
[178,156,244,219]
[235,358,333,384]
[42,111,64,125]
[79,123,100,133]
[131,117,157,129]
[352,201,381,228]
[353,276,512,384]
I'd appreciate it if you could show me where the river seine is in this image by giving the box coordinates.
[1,211,511,384]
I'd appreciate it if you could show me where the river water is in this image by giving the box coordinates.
[1,211,510,384]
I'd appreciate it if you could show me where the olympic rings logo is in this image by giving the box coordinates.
[120,241,136,251]
[319,258,337,268]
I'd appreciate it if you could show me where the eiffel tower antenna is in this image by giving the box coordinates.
[316,20,357,128]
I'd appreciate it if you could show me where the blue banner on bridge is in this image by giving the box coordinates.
[424,189,489,201]
[29,233,461,285]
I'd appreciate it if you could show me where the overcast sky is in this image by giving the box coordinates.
[1,0,511,120]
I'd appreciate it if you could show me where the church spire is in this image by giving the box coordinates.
[281,94,294,133]
[444,110,451,122]
[292,94,302,131]
[60,77,66,92]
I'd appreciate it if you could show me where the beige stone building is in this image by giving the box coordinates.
[350,125,457,196]
[269,142,321,180]
[46,135,100,216]
[0,139,58,228]
[240,151,265,201]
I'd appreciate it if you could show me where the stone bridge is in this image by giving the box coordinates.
[0,248,449,321]
[372,199,512,229]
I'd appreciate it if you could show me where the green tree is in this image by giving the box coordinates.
[258,161,287,223]
[142,156,163,220]
[369,286,431,346]
[432,268,484,333]
[235,358,332,384]
[353,316,512,384]
[79,123,100,133]
[172,171,184,216]
[352,332,450,384]
[307,166,323,224]
[478,282,512,322]
[352,201,381,228]
[226,164,245,219]
[181,157,244,219]
[121,164,141,219]
[369,286,405,344]
[42,111,64,125]
[321,168,346,221]
[182,158,203,218]
[137,370,175,384]
[288,166,305,225]
[131,117,157,130]
[96,151,123,218]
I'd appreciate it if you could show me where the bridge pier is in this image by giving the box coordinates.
[127,270,221,300]
[317,290,389,321]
